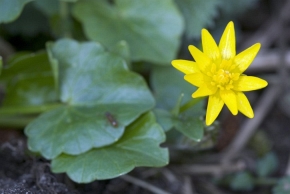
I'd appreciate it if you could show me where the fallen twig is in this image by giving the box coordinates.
[121,174,172,194]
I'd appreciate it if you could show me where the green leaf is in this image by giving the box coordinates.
[61,0,78,2]
[0,0,33,23]
[230,171,254,191]
[273,176,290,194]
[51,112,168,182]
[0,52,57,107]
[0,57,2,75]
[33,0,59,16]
[72,0,184,64]
[174,118,203,141]
[174,0,221,39]
[219,0,258,16]
[153,109,174,132]
[3,3,49,36]
[25,39,155,159]
[150,66,195,110]
[110,41,131,68]
[249,130,272,157]
[256,152,278,177]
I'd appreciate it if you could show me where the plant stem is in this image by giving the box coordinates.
[0,116,36,128]
[179,97,205,113]
[254,177,278,186]
[0,103,62,115]
[60,1,71,38]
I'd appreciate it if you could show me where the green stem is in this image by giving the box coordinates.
[254,177,278,186]
[171,93,184,117]
[179,97,205,113]
[0,103,62,115]
[0,116,36,128]
[60,1,71,38]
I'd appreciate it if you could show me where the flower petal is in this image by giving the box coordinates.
[220,89,238,115]
[188,45,211,73]
[192,83,217,98]
[184,73,206,87]
[171,60,200,74]
[234,43,261,73]
[206,93,224,126]
[233,76,268,91]
[236,92,254,118]
[202,29,221,62]
[219,21,236,60]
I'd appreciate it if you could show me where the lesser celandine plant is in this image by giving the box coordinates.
[172,21,268,125]
[0,0,269,186]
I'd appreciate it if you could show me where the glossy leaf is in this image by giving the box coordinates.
[33,0,59,16]
[25,39,155,159]
[73,0,184,64]
[230,171,254,191]
[153,109,174,132]
[256,152,278,177]
[51,112,168,182]
[174,118,204,142]
[0,0,32,23]
[4,3,49,36]
[0,52,57,107]
[110,41,131,67]
[219,0,258,16]
[273,176,290,194]
[150,66,194,110]
[174,0,221,38]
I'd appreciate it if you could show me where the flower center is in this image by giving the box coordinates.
[214,69,231,84]
[207,62,240,90]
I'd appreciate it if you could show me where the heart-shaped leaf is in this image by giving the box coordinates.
[256,152,278,177]
[174,0,221,39]
[153,109,174,132]
[174,118,204,142]
[72,0,184,64]
[150,66,196,110]
[51,112,168,182]
[0,0,32,23]
[230,171,254,191]
[0,52,57,107]
[273,176,290,194]
[25,39,155,159]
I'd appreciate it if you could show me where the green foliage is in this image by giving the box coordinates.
[175,0,221,39]
[256,152,278,177]
[174,118,203,142]
[249,130,272,157]
[154,109,174,132]
[0,0,32,23]
[51,112,168,182]
[0,0,262,184]
[72,0,184,64]
[151,66,204,141]
[3,3,50,36]
[150,66,194,110]
[230,171,254,191]
[25,39,155,159]
[0,52,57,107]
[33,0,59,16]
[219,0,258,16]
[273,176,290,194]
[0,57,2,75]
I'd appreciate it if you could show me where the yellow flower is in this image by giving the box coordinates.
[172,21,268,126]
